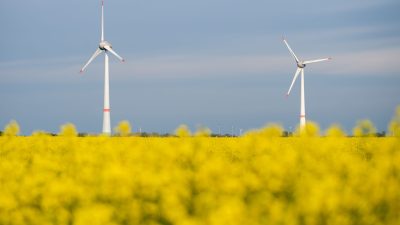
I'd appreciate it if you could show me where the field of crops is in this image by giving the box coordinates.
[1,130,399,225]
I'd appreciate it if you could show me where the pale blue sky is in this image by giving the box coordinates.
[1,0,399,134]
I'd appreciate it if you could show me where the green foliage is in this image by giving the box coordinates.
[59,123,78,137]
[175,124,191,137]
[114,120,132,137]
[3,120,20,136]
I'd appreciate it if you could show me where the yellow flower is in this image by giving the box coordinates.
[113,120,132,137]
[3,120,20,136]
[175,124,192,137]
[58,123,78,137]
[1,113,400,225]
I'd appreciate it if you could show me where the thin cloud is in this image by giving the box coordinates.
[325,47,400,75]
[114,47,399,79]
[116,54,286,79]
[2,45,398,85]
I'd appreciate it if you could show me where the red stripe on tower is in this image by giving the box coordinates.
[103,108,110,112]
[300,115,305,118]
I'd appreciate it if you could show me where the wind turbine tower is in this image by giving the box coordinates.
[80,0,125,134]
[282,37,331,129]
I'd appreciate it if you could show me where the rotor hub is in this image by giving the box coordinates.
[297,62,306,68]
[99,41,112,50]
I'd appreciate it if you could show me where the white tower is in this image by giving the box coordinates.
[80,0,125,134]
[282,37,331,129]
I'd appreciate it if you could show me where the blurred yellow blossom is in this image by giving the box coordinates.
[114,120,132,137]
[3,120,20,136]
[0,119,399,225]
[58,123,78,137]
[175,124,192,137]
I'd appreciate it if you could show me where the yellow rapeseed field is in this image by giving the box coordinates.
[1,132,399,225]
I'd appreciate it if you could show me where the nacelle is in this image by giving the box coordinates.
[297,62,306,68]
[99,41,112,50]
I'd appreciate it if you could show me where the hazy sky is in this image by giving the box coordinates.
[1,0,399,134]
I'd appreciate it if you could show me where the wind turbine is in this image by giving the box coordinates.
[282,37,331,129]
[80,0,124,134]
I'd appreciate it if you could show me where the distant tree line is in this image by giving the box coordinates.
[1,105,400,137]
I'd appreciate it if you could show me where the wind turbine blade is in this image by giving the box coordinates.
[104,46,125,62]
[303,57,332,64]
[287,68,302,96]
[101,0,104,41]
[282,37,300,63]
[80,48,103,73]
